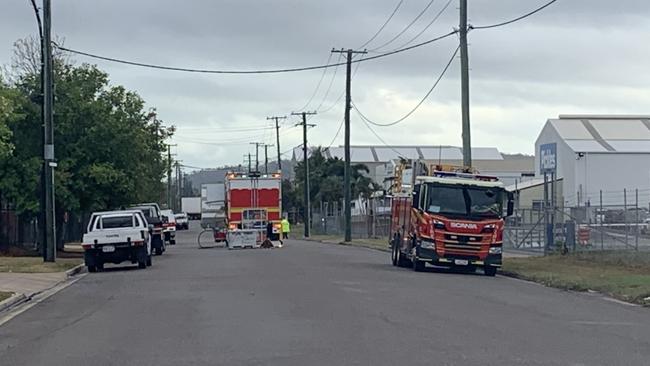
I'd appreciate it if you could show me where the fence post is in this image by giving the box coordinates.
[623,188,628,249]
[600,190,604,251]
[634,188,639,251]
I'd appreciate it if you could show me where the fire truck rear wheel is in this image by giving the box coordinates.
[484,266,497,277]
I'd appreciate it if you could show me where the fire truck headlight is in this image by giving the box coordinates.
[489,246,502,255]
[432,219,445,230]
[420,241,435,249]
[482,224,496,233]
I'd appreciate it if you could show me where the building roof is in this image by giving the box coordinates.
[293,145,505,163]
[544,115,650,153]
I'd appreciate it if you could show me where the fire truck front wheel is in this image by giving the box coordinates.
[391,239,398,266]
[484,266,497,277]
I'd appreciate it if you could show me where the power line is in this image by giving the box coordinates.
[389,0,452,52]
[295,52,334,111]
[471,0,559,30]
[356,111,405,158]
[313,52,343,111]
[356,0,405,49]
[52,30,458,74]
[369,0,437,52]
[353,45,459,127]
[317,59,362,114]
[325,117,345,150]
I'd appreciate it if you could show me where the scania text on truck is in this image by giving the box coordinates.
[390,163,513,276]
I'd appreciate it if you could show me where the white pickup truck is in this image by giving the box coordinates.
[82,210,153,272]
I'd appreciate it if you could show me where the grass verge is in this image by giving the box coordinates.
[0,257,82,273]
[0,291,12,302]
[503,251,650,306]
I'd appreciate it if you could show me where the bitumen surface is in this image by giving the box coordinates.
[1,225,649,366]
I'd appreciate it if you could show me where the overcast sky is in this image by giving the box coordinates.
[2,0,650,169]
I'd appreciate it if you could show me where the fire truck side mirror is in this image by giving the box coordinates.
[412,186,421,209]
[506,193,514,217]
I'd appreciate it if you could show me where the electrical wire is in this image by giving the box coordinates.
[368,0,436,52]
[356,111,405,158]
[317,59,362,114]
[389,0,452,52]
[52,30,458,74]
[356,0,405,50]
[313,52,343,111]
[325,117,345,150]
[294,52,334,112]
[353,45,459,127]
[471,0,559,30]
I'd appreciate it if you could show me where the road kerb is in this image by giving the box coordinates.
[65,263,87,278]
[0,293,28,313]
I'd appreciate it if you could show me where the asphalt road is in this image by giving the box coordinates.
[1,225,649,366]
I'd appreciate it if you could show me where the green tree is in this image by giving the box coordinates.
[1,37,173,247]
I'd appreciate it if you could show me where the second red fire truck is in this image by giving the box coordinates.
[223,171,282,248]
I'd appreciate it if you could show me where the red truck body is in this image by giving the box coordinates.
[225,172,282,240]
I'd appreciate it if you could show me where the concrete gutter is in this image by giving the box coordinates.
[0,293,28,313]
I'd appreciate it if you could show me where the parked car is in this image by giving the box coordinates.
[161,209,177,245]
[82,210,152,272]
[129,203,166,255]
[175,212,189,230]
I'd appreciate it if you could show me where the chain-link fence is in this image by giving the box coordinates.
[311,199,391,239]
[505,188,650,253]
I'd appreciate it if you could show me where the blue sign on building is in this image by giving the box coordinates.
[539,143,557,174]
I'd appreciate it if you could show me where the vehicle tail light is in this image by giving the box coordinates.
[229,223,237,230]
[131,240,144,246]
[82,244,93,250]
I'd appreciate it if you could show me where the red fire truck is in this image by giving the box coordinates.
[224,171,282,248]
[390,162,513,276]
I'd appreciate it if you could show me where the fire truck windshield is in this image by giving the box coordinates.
[425,183,504,219]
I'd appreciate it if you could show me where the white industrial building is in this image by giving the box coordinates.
[293,145,534,187]
[535,115,650,207]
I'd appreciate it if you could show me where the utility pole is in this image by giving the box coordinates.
[332,48,367,242]
[250,142,263,173]
[43,0,56,262]
[292,111,316,238]
[166,144,176,209]
[459,0,472,168]
[267,116,286,171]
[248,153,252,173]
[264,144,274,174]
[175,161,182,211]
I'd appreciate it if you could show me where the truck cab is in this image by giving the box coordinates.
[390,168,513,276]
[129,203,166,255]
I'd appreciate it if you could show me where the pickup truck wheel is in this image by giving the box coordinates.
[138,260,146,269]
[484,266,497,277]
[96,262,104,271]
[146,254,152,266]
[87,265,97,273]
